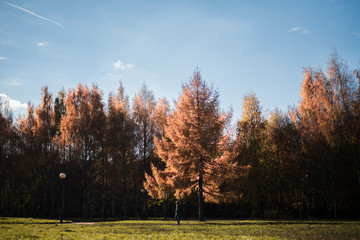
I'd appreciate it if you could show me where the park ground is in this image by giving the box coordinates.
[0,218,360,239]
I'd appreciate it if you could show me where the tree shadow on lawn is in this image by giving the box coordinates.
[2,218,350,227]
[0,221,60,225]
[0,217,72,225]
[70,218,352,226]
[205,220,347,226]
[85,219,348,227]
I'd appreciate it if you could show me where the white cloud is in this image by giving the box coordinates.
[0,93,27,111]
[0,56,7,60]
[37,41,48,47]
[113,60,134,70]
[7,79,23,86]
[289,27,310,34]
[289,27,300,32]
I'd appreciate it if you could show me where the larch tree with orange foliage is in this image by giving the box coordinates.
[297,66,339,219]
[0,97,15,215]
[144,97,173,219]
[267,109,305,218]
[352,67,360,184]
[235,93,268,218]
[132,84,157,219]
[32,86,55,216]
[152,70,237,221]
[106,82,136,219]
[133,84,157,178]
[59,84,106,218]
[296,53,358,219]
[16,102,41,216]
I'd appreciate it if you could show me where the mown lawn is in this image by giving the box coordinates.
[0,217,359,239]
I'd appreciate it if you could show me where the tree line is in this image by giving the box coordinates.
[0,53,360,220]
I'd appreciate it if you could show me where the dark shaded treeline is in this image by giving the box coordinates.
[0,53,359,219]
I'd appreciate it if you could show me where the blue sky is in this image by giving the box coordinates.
[1,0,359,121]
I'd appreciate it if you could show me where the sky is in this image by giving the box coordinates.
[1,0,359,121]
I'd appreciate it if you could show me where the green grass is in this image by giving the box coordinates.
[0,217,359,239]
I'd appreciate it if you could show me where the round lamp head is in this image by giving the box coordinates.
[59,172,67,179]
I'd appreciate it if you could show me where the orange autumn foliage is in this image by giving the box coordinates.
[145,70,247,220]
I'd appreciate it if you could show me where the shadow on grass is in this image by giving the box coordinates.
[0,221,60,225]
[0,217,73,225]
[205,220,345,226]
[68,218,356,226]
[1,217,355,227]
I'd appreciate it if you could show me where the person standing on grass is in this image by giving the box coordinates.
[175,201,181,225]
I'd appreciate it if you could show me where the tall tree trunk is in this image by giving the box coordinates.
[60,178,65,223]
[350,142,360,184]
[329,152,337,219]
[111,195,115,217]
[42,147,49,217]
[199,178,205,221]
[50,189,54,218]
[198,167,205,221]
[142,123,148,220]
[102,151,106,220]
[330,170,337,219]
[82,154,88,219]
[259,192,264,218]
[102,200,106,220]
[122,154,127,220]
[163,199,168,220]
[134,199,137,218]
[196,93,205,222]
[43,182,48,217]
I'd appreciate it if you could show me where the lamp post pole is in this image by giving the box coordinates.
[59,172,66,223]
[140,188,147,220]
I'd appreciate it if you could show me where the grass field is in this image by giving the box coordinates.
[0,218,359,239]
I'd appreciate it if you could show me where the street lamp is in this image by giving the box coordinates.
[140,188,147,220]
[59,172,66,223]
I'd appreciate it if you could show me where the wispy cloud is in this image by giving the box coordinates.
[0,56,7,61]
[7,79,23,86]
[289,27,300,33]
[3,1,63,27]
[0,93,27,111]
[106,73,123,79]
[36,41,48,47]
[353,32,360,37]
[113,60,134,70]
[289,27,310,34]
